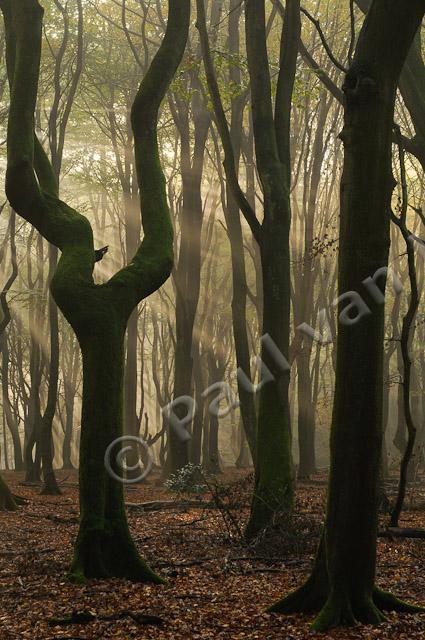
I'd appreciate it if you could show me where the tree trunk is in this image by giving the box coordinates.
[224,0,257,462]
[70,317,160,582]
[123,189,142,479]
[297,350,316,477]
[269,0,425,629]
[243,0,300,539]
[169,82,211,473]
[0,473,16,511]
[1,337,23,471]
[124,308,140,478]
[24,235,44,482]
[62,389,75,470]
[40,244,61,495]
[1,0,189,582]
[393,346,407,454]
[236,417,252,468]
[190,341,205,466]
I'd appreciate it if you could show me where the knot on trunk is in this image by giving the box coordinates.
[343,65,377,105]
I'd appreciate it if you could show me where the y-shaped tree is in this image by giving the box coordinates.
[0,0,190,582]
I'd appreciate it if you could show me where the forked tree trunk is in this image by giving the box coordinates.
[269,0,425,630]
[197,0,300,537]
[244,0,301,538]
[1,0,189,582]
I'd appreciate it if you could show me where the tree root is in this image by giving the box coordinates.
[379,527,425,539]
[312,592,386,632]
[373,587,425,613]
[269,582,424,632]
[0,477,17,511]
[68,522,164,584]
[267,535,328,614]
[267,574,327,614]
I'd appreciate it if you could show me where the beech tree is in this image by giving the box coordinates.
[269,0,425,630]
[198,0,301,537]
[0,0,189,581]
[0,473,16,511]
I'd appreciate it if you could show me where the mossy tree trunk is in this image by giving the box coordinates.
[0,473,16,511]
[197,0,301,537]
[269,0,425,630]
[243,0,300,538]
[69,304,160,581]
[0,0,189,582]
[356,0,425,171]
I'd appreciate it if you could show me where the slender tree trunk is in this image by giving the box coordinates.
[25,234,44,482]
[1,337,23,470]
[205,354,224,475]
[295,95,329,478]
[124,308,140,477]
[394,346,407,454]
[169,93,210,473]
[40,245,61,495]
[297,351,316,477]
[224,0,257,462]
[62,388,75,470]
[390,156,421,526]
[190,342,205,466]
[123,191,142,478]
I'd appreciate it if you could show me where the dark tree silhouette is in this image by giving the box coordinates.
[269,0,425,630]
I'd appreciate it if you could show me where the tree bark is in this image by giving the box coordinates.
[0,0,189,582]
[0,473,16,511]
[223,0,257,462]
[269,0,425,630]
[244,0,300,538]
[1,337,23,471]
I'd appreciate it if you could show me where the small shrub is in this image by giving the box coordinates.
[164,463,206,497]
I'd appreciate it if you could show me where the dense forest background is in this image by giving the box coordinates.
[1,0,425,637]
[0,0,423,479]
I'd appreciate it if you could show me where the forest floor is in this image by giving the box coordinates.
[1,469,425,639]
